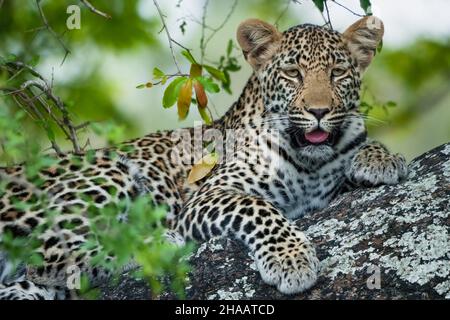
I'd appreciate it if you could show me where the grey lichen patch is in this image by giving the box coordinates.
[441,143,450,156]
[381,224,449,289]
[207,276,256,300]
[193,237,224,258]
[434,280,450,299]
[207,289,242,300]
[442,159,450,179]
[247,252,258,271]
[235,276,256,298]
[306,212,385,280]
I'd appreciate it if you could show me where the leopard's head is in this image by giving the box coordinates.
[237,17,384,161]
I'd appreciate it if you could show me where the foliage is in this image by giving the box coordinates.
[137,46,231,124]
[363,38,450,133]
[0,107,193,298]
[84,195,194,298]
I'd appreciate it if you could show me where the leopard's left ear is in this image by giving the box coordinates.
[343,16,384,72]
[237,19,282,70]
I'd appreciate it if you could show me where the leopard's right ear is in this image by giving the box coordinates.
[236,19,281,70]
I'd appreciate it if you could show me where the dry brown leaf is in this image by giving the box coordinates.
[187,152,218,184]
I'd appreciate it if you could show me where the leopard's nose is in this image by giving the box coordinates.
[307,108,330,120]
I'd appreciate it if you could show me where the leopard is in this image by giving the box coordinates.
[0,16,407,299]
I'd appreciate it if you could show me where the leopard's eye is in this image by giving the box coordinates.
[283,68,301,79]
[331,67,347,78]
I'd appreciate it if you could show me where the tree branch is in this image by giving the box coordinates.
[0,62,88,155]
[323,0,333,29]
[330,0,364,17]
[80,0,111,19]
[199,0,238,63]
[153,0,184,73]
[35,0,70,65]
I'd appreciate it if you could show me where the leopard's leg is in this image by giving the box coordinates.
[175,187,319,295]
[346,140,408,187]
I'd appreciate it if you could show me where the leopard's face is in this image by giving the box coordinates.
[260,26,361,147]
[237,17,384,160]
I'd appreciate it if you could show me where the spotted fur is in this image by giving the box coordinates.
[0,17,407,299]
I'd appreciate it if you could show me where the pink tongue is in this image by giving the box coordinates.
[305,130,329,144]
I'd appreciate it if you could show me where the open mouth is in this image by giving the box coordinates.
[289,128,336,148]
[304,130,330,144]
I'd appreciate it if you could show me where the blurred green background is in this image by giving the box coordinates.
[1,0,449,161]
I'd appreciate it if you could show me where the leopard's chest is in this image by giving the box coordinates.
[216,126,355,220]
[263,149,351,220]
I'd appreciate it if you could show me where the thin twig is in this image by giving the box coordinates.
[275,0,291,27]
[6,61,47,82]
[80,0,111,19]
[179,15,214,31]
[153,0,183,73]
[74,122,91,130]
[35,0,70,65]
[330,0,364,17]
[1,62,86,155]
[200,0,238,62]
[204,0,237,48]
[151,73,189,86]
[323,0,333,29]
[11,90,64,156]
[274,0,302,27]
[199,0,210,63]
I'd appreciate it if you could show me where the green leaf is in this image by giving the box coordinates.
[136,82,152,89]
[226,39,233,56]
[203,65,226,82]
[195,76,220,93]
[386,101,397,107]
[359,0,372,15]
[162,77,188,108]
[189,63,202,78]
[29,55,40,67]
[377,39,383,54]
[312,0,324,12]
[152,67,164,79]
[198,105,212,125]
[181,50,197,64]
[6,53,17,62]
[45,127,55,142]
[28,253,44,266]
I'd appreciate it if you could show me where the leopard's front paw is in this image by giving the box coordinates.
[254,229,319,295]
[347,150,408,187]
